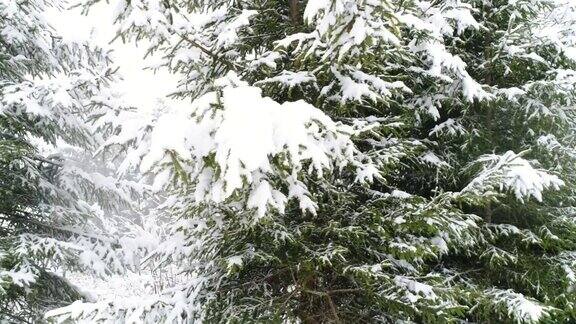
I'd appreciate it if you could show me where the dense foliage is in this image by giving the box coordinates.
[0,0,144,321]
[4,0,576,323]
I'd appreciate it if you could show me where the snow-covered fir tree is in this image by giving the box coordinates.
[50,0,576,322]
[0,0,147,321]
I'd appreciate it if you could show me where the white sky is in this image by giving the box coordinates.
[46,2,177,112]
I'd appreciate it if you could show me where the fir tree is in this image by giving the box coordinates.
[51,0,576,323]
[0,0,144,321]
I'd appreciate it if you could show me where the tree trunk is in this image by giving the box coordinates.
[289,0,300,25]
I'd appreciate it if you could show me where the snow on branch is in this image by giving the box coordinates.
[113,72,377,218]
[461,151,564,203]
[483,288,554,323]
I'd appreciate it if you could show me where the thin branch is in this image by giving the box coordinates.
[0,213,116,244]
[325,292,341,324]
[177,34,242,70]
[327,288,362,295]
[30,155,63,167]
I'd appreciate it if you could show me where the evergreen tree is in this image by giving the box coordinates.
[0,0,144,321]
[51,0,576,322]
